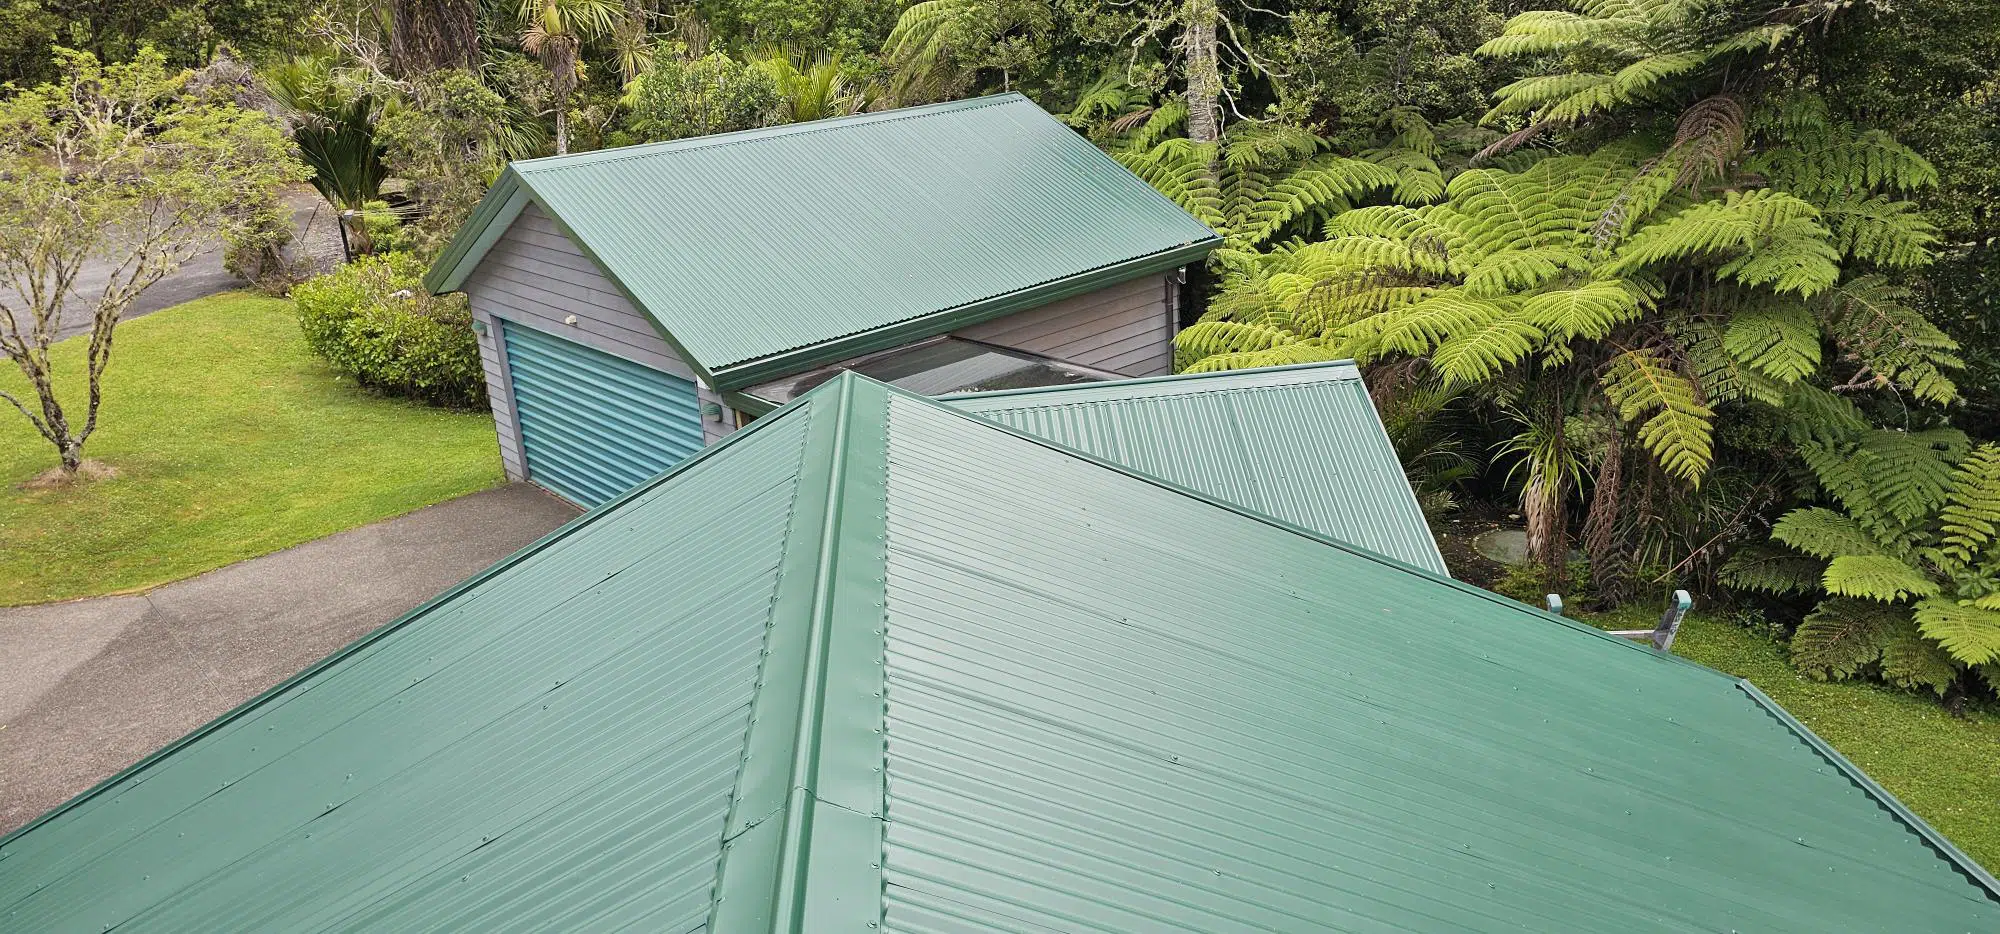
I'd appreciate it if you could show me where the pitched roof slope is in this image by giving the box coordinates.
[425,94,1221,387]
[6,375,1996,931]
[946,360,1449,573]
[0,406,822,931]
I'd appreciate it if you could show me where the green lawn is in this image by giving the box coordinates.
[1586,607,2000,872]
[0,292,503,605]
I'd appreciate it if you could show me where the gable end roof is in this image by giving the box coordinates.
[425,94,1222,388]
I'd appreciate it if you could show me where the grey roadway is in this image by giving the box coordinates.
[0,483,579,836]
[10,188,343,341]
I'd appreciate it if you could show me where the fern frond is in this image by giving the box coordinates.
[1476,11,1604,57]
[1913,599,2000,666]
[1818,194,1937,267]
[1790,597,1905,680]
[1822,554,1939,601]
[1430,315,1545,384]
[1323,206,1472,273]
[1750,123,1939,198]
[1116,140,1226,232]
[1664,94,1746,190]
[1719,544,1824,595]
[1600,347,1714,482]
[1518,280,1644,343]
[882,0,977,101]
[1714,217,1843,295]
[1939,444,2000,568]
[1345,293,1523,374]
[1173,320,1300,371]
[1721,298,1820,383]
[1116,99,1188,152]
[1609,51,1709,100]
[1486,73,1619,123]
[1223,123,1323,170]
[1781,383,1868,443]
[1683,321,1789,406]
[1179,340,1346,374]
[1816,276,1960,404]
[1605,189,1831,288]
[1364,146,1445,204]
[1771,506,1887,559]
[1461,248,1592,296]
[1880,621,1960,695]
[1801,429,1965,529]
[1234,155,1399,250]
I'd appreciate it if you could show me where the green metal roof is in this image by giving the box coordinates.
[6,374,1997,931]
[425,94,1221,388]
[945,360,1449,573]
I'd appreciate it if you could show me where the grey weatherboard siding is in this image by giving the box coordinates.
[955,271,1178,376]
[464,203,737,482]
[465,204,1181,486]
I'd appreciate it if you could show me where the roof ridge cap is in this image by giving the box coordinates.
[513,93,1029,176]
[711,374,892,931]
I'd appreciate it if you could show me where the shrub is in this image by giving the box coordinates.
[293,254,485,408]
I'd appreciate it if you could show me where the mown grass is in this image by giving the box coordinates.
[1586,606,2000,872]
[0,292,502,605]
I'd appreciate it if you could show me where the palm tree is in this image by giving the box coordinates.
[754,50,871,123]
[518,0,620,154]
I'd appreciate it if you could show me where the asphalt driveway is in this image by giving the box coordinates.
[13,188,344,341]
[0,483,579,835]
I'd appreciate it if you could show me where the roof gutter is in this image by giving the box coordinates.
[707,238,1221,390]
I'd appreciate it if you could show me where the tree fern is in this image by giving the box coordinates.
[1606,190,1835,293]
[881,0,980,103]
[1115,139,1226,231]
[1478,0,1817,130]
[1519,281,1645,343]
[1180,145,1921,493]
[1758,438,2000,683]
[1817,195,1937,268]
[1180,341,1346,374]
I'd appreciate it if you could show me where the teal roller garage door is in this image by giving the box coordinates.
[502,322,704,507]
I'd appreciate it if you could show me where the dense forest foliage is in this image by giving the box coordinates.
[5,0,1997,700]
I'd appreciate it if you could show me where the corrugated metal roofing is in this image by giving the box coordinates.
[426,94,1221,387]
[945,360,1449,573]
[6,373,1996,931]
[0,407,819,932]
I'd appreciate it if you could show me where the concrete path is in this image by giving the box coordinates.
[0,483,579,835]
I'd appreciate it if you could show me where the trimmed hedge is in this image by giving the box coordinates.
[293,253,485,408]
